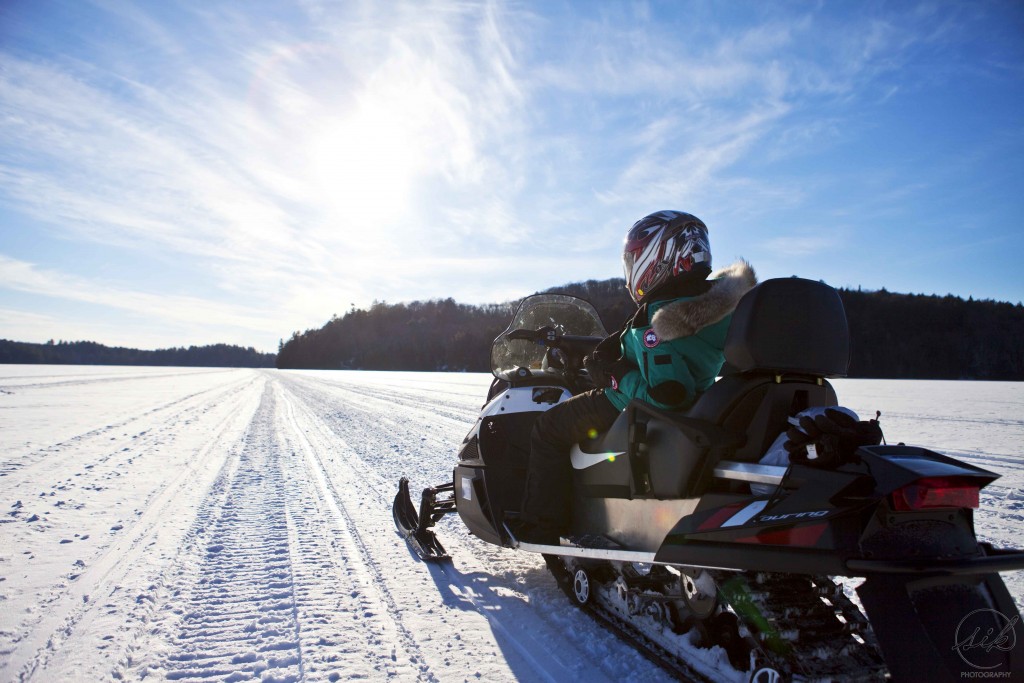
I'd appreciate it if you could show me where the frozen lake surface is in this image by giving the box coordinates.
[0,367,1021,682]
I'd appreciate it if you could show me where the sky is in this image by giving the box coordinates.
[1,1,1022,353]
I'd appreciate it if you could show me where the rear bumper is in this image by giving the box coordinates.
[846,544,1024,575]
[654,540,1024,577]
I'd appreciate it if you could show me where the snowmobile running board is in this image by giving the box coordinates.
[504,524,751,571]
[513,537,657,564]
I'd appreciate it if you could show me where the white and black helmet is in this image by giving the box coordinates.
[622,210,711,304]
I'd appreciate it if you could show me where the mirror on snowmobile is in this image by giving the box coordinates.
[490,294,607,380]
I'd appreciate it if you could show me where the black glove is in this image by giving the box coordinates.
[583,354,634,389]
[583,354,611,387]
[584,332,628,389]
[784,409,883,469]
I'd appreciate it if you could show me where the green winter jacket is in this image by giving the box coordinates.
[605,261,756,412]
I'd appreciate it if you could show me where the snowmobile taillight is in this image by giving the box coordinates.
[735,522,828,547]
[890,477,980,511]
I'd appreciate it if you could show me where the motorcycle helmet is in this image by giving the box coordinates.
[623,210,712,304]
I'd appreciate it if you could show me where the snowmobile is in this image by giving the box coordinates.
[393,277,1024,683]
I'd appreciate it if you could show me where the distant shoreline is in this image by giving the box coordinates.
[0,339,276,369]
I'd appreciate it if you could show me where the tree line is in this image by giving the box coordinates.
[0,339,276,368]
[841,289,1024,380]
[4,281,1020,378]
[276,279,1024,380]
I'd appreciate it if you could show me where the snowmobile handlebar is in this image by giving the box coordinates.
[505,326,604,392]
[506,326,603,356]
[505,327,548,341]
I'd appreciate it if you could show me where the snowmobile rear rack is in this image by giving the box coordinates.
[393,478,456,562]
[712,460,786,486]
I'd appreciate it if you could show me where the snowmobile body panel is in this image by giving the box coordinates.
[565,400,746,551]
[453,383,573,546]
[572,497,700,551]
[476,383,573,418]
[655,444,1012,575]
[570,401,741,500]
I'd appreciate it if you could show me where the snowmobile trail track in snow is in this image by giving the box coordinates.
[1,371,266,682]
[129,380,442,681]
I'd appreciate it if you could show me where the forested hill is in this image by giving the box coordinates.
[276,280,1024,381]
[0,340,276,368]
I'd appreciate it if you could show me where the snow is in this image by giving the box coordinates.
[0,367,1021,682]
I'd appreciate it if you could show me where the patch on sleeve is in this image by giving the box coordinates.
[643,329,660,348]
[648,380,687,406]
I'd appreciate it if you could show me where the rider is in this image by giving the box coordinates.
[516,210,756,544]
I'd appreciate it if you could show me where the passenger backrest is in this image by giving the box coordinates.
[688,278,849,461]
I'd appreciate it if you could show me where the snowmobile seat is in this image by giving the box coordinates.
[686,277,849,463]
[575,400,742,499]
[573,277,849,499]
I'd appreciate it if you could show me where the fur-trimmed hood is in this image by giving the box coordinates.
[651,260,757,341]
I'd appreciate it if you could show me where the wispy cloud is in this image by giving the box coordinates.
[759,231,847,259]
[0,307,60,342]
[0,255,277,334]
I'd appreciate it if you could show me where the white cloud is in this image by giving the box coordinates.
[0,256,277,335]
[759,231,847,258]
[0,307,60,342]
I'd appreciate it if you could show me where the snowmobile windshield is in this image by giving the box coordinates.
[490,294,607,380]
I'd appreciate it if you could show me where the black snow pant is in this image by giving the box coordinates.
[520,388,620,530]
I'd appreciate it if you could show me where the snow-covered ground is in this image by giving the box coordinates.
[0,367,1020,682]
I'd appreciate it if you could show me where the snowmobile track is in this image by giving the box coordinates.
[278,383,443,682]
[0,371,260,478]
[128,380,442,681]
[1,373,264,682]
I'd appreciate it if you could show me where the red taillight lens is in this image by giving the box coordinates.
[891,477,981,511]
[735,522,828,547]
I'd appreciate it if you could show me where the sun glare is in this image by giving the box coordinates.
[306,102,420,227]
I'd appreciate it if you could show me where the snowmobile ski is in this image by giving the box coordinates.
[392,477,454,562]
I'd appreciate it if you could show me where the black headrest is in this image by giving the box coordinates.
[725,278,850,377]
